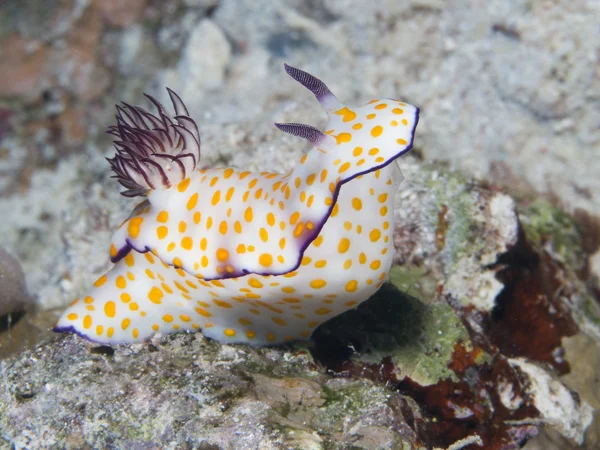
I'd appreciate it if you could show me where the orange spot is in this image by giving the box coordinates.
[259,253,273,267]
[223,168,234,179]
[195,307,212,317]
[290,211,300,225]
[345,280,358,292]
[371,126,383,137]
[94,275,107,288]
[335,132,352,145]
[181,236,193,250]
[370,229,382,242]
[244,207,253,223]
[187,193,198,210]
[83,315,92,329]
[352,147,362,157]
[352,123,363,130]
[127,217,144,238]
[315,307,331,315]
[148,287,163,304]
[310,279,327,289]
[352,197,362,211]
[293,222,304,238]
[338,162,351,174]
[335,106,357,122]
[124,252,134,267]
[211,190,221,206]
[177,178,191,192]
[259,227,269,242]
[121,318,131,330]
[397,138,408,145]
[320,169,328,183]
[156,226,168,240]
[213,299,232,308]
[272,317,287,326]
[392,108,404,114]
[216,248,229,262]
[219,221,228,235]
[338,237,350,253]
[375,103,387,110]
[248,278,263,288]
[161,314,174,323]
[115,276,126,289]
[67,313,78,321]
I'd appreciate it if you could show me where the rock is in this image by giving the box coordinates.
[510,357,593,444]
[0,35,51,100]
[93,0,148,28]
[0,333,412,449]
[159,19,232,103]
[0,248,33,318]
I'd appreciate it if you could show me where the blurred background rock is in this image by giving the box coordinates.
[0,1,598,448]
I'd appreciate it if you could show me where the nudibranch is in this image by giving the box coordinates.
[55,64,419,346]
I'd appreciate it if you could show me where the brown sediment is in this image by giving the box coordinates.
[435,204,449,251]
[485,223,579,374]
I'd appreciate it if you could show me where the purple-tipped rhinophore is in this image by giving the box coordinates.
[274,123,331,147]
[107,89,201,197]
[284,64,342,112]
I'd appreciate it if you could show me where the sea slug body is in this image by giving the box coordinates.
[55,64,419,346]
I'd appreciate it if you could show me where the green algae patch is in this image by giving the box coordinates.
[422,168,484,265]
[312,280,471,386]
[519,198,585,270]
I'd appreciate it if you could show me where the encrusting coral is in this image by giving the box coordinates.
[55,64,419,346]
